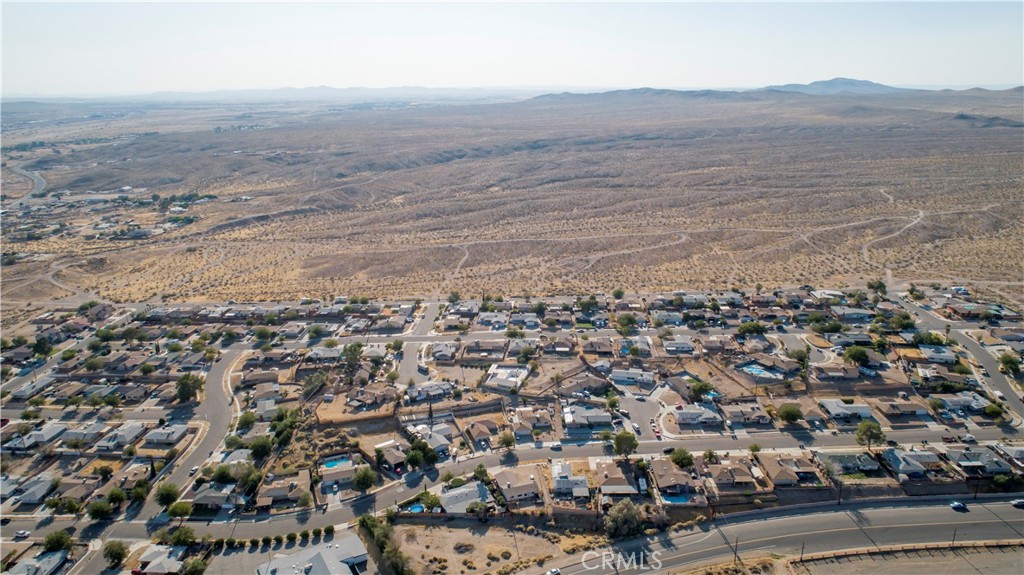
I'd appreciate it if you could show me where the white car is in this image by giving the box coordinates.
[547,569,561,575]
[631,423,641,432]
[1011,499,1024,508]
[14,530,30,539]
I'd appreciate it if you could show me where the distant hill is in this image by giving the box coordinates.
[759,78,914,95]
[124,86,546,104]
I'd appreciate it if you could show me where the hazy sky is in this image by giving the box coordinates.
[3,2,1022,96]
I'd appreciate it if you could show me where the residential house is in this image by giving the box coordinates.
[259,469,312,505]
[406,381,453,403]
[137,545,186,575]
[880,448,943,480]
[14,472,56,505]
[818,452,879,474]
[95,421,147,451]
[708,458,756,489]
[651,310,684,326]
[758,454,820,486]
[510,313,541,329]
[597,460,639,504]
[256,399,279,420]
[550,459,590,499]
[812,364,860,380]
[440,481,494,514]
[144,424,188,446]
[562,405,613,429]
[674,403,723,426]
[432,339,460,362]
[464,420,499,449]
[256,534,368,575]
[649,457,695,494]
[580,337,615,356]
[720,403,771,425]
[477,312,510,330]
[617,337,652,357]
[932,391,991,413]
[8,551,68,575]
[460,340,507,365]
[512,407,553,439]
[191,482,236,510]
[919,345,958,364]
[663,336,696,355]
[5,422,66,452]
[946,448,1013,477]
[493,467,541,502]
[610,368,655,386]
[542,336,576,356]
[830,306,874,322]
[819,399,873,421]
[62,422,109,444]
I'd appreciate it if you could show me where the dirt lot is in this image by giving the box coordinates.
[395,520,607,574]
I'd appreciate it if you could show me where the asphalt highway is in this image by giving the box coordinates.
[531,500,1024,574]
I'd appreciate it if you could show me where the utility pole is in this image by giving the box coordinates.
[734,536,740,563]
[800,541,805,561]
[951,528,957,546]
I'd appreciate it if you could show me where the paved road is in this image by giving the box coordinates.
[900,297,1024,418]
[533,500,1024,574]
[135,348,243,518]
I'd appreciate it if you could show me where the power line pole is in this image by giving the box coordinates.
[951,527,957,546]
[734,536,740,563]
[800,541,805,561]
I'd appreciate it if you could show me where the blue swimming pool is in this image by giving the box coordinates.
[662,494,692,504]
[323,457,350,469]
[409,504,425,513]
[739,364,784,380]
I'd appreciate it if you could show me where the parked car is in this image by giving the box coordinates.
[663,447,674,454]
[550,444,562,451]
[949,501,967,511]
[189,466,199,476]
[886,439,898,447]
[631,423,641,432]
[1010,499,1024,508]
[14,530,30,539]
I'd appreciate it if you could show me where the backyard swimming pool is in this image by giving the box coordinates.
[323,457,350,469]
[739,363,784,380]
[408,504,425,513]
[662,494,692,504]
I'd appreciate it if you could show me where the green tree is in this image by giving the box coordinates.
[612,289,625,299]
[703,449,720,464]
[690,380,713,401]
[60,349,78,361]
[175,373,205,403]
[352,466,377,491]
[497,431,516,451]
[107,487,127,507]
[168,501,193,522]
[170,526,196,547]
[999,353,1021,376]
[613,431,639,458]
[447,291,461,304]
[778,404,804,424]
[606,395,620,411]
[669,448,694,469]
[855,421,886,451]
[32,338,54,357]
[155,482,180,507]
[43,531,73,552]
[87,500,114,520]
[843,346,869,366]
[84,357,104,372]
[603,499,643,537]
[237,411,257,430]
[250,436,273,459]
[103,541,129,567]
[181,558,207,575]
[737,321,767,335]
[984,404,1005,419]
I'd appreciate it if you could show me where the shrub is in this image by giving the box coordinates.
[286,533,297,542]
[324,525,335,535]
[312,528,322,538]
